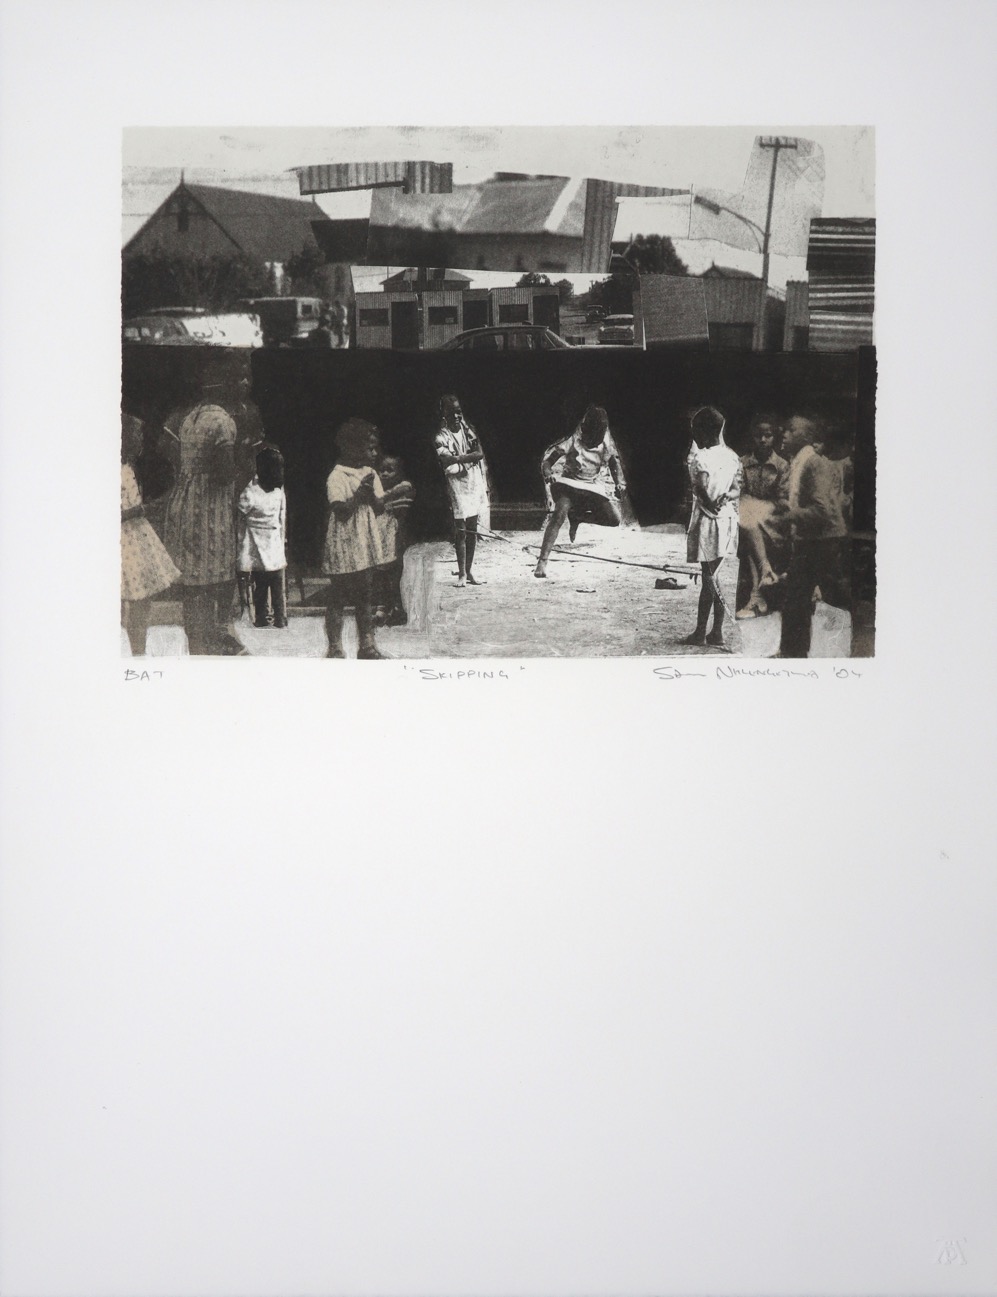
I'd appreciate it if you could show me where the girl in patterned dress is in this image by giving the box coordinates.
[322,418,387,659]
[121,413,180,655]
[163,363,244,656]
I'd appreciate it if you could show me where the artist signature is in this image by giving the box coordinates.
[654,664,863,681]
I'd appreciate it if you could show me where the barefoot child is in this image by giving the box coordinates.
[323,418,388,659]
[736,413,788,618]
[534,404,626,577]
[682,406,742,651]
[435,393,488,587]
[121,412,181,654]
[237,444,288,629]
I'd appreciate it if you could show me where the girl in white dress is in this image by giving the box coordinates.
[682,406,743,650]
[434,394,489,587]
[237,445,288,629]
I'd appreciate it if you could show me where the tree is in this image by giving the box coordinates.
[554,278,574,305]
[122,250,271,317]
[284,242,328,297]
[621,234,689,276]
[516,271,552,286]
[586,272,634,315]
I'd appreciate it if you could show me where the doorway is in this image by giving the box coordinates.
[390,299,420,349]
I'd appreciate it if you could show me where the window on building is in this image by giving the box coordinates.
[498,303,530,324]
[708,322,755,350]
[359,308,390,327]
[427,306,460,326]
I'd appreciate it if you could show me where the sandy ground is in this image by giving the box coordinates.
[125,524,852,659]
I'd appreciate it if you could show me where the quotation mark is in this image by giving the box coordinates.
[936,1238,967,1265]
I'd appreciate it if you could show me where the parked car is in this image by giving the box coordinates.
[122,312,264,347]
[598,314,635,345]
[585,305,608,322]
[237,296,324,346]
[436,324,572,351]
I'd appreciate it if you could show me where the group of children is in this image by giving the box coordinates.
[121,401,415,659]
[124,382,852,661]
[320,419,415,659]
[243,422,415,657]
[681,404,854,656]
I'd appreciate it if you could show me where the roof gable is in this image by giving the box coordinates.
[124,182,327,262]
[187,184,325,261]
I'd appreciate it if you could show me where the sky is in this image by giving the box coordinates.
[122,125,874,284]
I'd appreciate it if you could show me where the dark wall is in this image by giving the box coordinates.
[123,345,873,570]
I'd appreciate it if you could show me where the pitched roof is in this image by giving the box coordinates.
[368,177,585,239]
[125,182,328,261]
[382,267,472,289]
[700,263,760,279]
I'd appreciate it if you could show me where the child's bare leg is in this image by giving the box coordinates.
[124,599,151,655]
[680,563,712,645]
[182,587,212,655]
[744,522,777,586]
[212,581,243,654]
[705,559,727,646]
[465,516,484,583]
[355,574,383,658]
[325,592,345,657]
[454,519,467,586]
[535,496,570,576]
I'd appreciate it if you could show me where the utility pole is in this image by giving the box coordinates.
[756,136,798,350]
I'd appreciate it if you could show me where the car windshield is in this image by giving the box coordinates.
[604,316,633,325]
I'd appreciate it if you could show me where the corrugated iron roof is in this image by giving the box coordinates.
[294,161,453,195]
[805,219,876,350]
[806,218,876,272]
[809,315,874,349]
